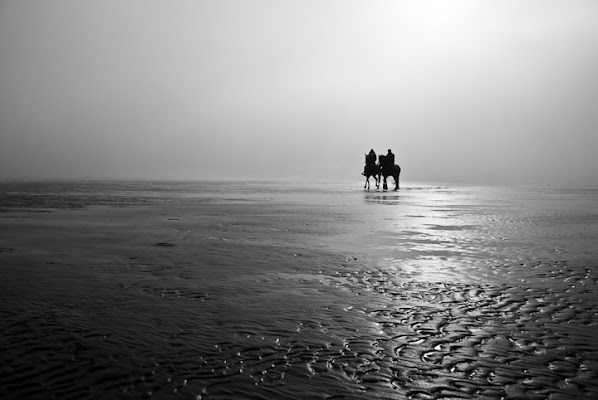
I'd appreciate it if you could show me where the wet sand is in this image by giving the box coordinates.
[1,182,598,399]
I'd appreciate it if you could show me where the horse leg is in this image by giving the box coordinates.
[364,176,369,190]
[391,171,398,191]
[396,165,401,190]
[383,176,388,191]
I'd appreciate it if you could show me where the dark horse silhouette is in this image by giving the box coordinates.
[378,154,401,191]
[362,154,380,190]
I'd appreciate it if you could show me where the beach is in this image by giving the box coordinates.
[1,180,598,399]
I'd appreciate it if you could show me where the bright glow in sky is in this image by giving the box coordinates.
[1,0,597,184]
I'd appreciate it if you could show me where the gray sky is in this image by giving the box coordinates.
[1,0,597,184]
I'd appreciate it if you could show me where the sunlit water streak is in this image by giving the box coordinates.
[1,180,597,399]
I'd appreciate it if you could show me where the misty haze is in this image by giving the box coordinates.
[1,1,597,184]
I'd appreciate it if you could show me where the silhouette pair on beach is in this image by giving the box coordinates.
[363,149,401,191]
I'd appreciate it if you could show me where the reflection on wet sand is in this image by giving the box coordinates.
[364,192,400,205]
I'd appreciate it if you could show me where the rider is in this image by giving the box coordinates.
[386,149,395,168]
[363,149,377,175]
[367,149,377,165]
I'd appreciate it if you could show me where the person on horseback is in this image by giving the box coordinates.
[379,149,400,191]
[386,149,395,168]
[368,149,377,164]
[363,149,377,175]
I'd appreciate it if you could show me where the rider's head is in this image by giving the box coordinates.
[388,149,392,153]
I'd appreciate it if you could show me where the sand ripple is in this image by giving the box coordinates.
[2,258,597,399]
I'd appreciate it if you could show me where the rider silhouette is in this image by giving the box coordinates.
[386,149,395,167]
[363,149,377,175]
[367,149,377,165]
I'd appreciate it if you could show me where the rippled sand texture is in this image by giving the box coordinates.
[1,181,598,399]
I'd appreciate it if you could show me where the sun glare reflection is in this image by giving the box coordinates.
[365,186,491,285]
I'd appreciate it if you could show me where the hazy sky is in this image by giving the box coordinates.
[1,1,597,184]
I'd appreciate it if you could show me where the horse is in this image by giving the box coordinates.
[362,154,380,190]
[378,154,401,191]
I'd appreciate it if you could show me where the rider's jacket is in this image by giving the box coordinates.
[367,152,377,164]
